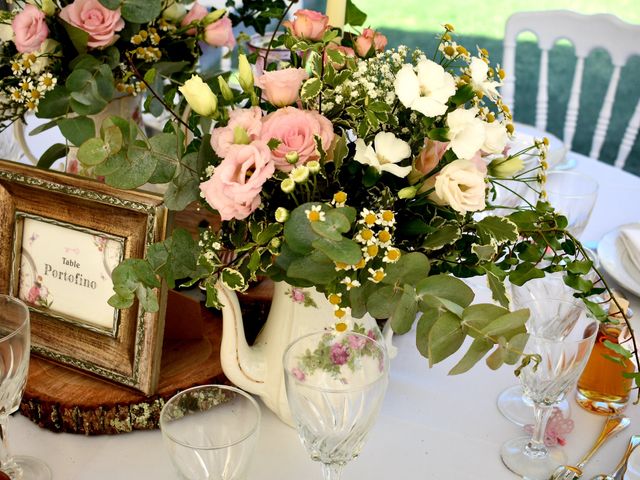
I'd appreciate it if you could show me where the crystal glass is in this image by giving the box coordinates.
[500,298,598,480]
[0,295,50,479]
[283,331,389,480]
[544,171,598,239]
[160,384,261,480]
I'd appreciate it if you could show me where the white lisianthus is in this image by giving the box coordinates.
[0,23,13,43]
[354,132,412,177]
[179,75,218,117]
[446,107,485,159]
[469,56,501,101]
[482,121,509,154]
[394,58,456,117]
[432,159,486,214]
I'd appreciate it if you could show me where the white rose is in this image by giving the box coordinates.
[446,107,485,159]
[179,75,218,117]
[432,159,486,214]
[483,120,508,154]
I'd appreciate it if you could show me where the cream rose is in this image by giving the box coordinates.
[179,75,218,116]
[432,159,487,214]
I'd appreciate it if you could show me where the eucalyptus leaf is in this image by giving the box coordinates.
[390,285,418,334]
[416,274,474,308]
[37,143,68,169]
[58,116,95,147]
[415,308,440,357]
[449,338,493,375]
[382,252,430,285]
[428,311,465,366]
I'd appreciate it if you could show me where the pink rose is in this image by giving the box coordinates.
[59,0,124,49]
[354,28,387,57]
[255,68,308,107]
[12,5,49,53]
[181,2,207,35]
[204,16,235,48]
[323,43,355,70]
[200,142,274,221]
[260,107,335,172]
[211,106,263,158]
[282,9,329,41]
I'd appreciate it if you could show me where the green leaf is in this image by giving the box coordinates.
[287,250,338,285]
[78,138,109,166]
[367,285,402,319]
[482,264,509,308]
[428,311,465,366]
[476,216,519,243]
[121,0,161,23]
[504,333,529,365]
[136,285,159,312]
[256,223,283,246]
[449,338,493,375]
[312,237,361,265]
[426,128,449,142]
[462,303,510,337]
[382,252,430,285]
[415,309,440,357]
[310,209,351,241]
[146,133,178,183]
[332,134,348,170]
[416,274,474,308]
[346,0,367,26]
[221,268,246,291]
[284,203,322,255]
[103,144,157,189]
[603,340,633,359]
[471,242,497,262]
[61,19,89,53]
[98,0,120,8]
[28,119,58,136]
[165,152,199,210]
[509,262,545,286]
[37,143,68,169]
[390,285,418,334]
[421,223,461,251]
[36,85,70,118]
[486,345,505,370]
[450,84,475,106]
[146,229,200,288]
[480,308,528,339]
[58,116,95,147]
[563,272,593,293]
[300,78,322,101]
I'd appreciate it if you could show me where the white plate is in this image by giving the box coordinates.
[598,223,640,298]
[624,445,640,479]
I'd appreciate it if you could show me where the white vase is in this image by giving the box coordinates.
[216,281,385,426]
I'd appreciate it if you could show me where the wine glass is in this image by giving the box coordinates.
[500,297,598,479]
[283,331,389,480]
[544,170,599,240]
[0,294,50,479]
[160,384,261,480]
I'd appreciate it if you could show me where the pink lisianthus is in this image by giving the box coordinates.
[282,9,329,41]
[181,2,207,35]
[204,16,235,48]
[255,68,308,107]
[323,43,356,70]
[410,139,449,184]
[199,142,274,221]
[210,106,263,158]
[469,150,488,175]
[59,0,125,49]
[260,107,334,172]
[12,5,49,53]
[354,28,387,57]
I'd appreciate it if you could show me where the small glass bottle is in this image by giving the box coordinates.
[576,298,634,415]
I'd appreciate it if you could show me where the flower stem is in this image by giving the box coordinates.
[321,463,343,480]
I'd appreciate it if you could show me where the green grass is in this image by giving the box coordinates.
[305,0,640,174]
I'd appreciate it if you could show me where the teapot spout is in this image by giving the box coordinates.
[216,284,267,396]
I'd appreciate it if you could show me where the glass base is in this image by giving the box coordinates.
[497,385,571,427]
[2,456,51,480]
[576,388,629,416]
[501,436,566,480]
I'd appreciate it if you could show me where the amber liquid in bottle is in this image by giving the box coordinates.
[576,324,635,415]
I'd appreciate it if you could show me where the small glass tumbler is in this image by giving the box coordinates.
[160,385,261,480]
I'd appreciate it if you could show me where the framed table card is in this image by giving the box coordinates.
[0,160,170,395]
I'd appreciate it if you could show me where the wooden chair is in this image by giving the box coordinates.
[501,10,640,169]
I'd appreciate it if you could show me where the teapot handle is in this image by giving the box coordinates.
[13,120,39,166]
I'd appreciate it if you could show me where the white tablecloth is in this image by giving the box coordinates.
[9,151,640,479]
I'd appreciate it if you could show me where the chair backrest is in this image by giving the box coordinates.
[501,10,640,169]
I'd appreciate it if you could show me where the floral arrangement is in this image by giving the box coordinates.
[70,3,637,380]
[0,0,239,168]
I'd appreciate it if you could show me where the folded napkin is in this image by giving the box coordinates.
[620,224,640,278]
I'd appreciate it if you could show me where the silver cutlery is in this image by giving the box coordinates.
[591,434,640,480]
[551,415,631,480]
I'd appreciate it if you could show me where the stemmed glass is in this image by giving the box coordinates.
[283,331,389,480]
[160,384,261,480]
[500,297,598,479]
[0,294,50,479]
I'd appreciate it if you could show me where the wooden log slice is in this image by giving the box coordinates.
[19,305,226,435]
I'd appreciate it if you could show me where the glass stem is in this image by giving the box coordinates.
[525,403,553,459]
[322,463,343,480]
[0,413,12,469]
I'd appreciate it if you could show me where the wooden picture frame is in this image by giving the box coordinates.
[0,160,169,395]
